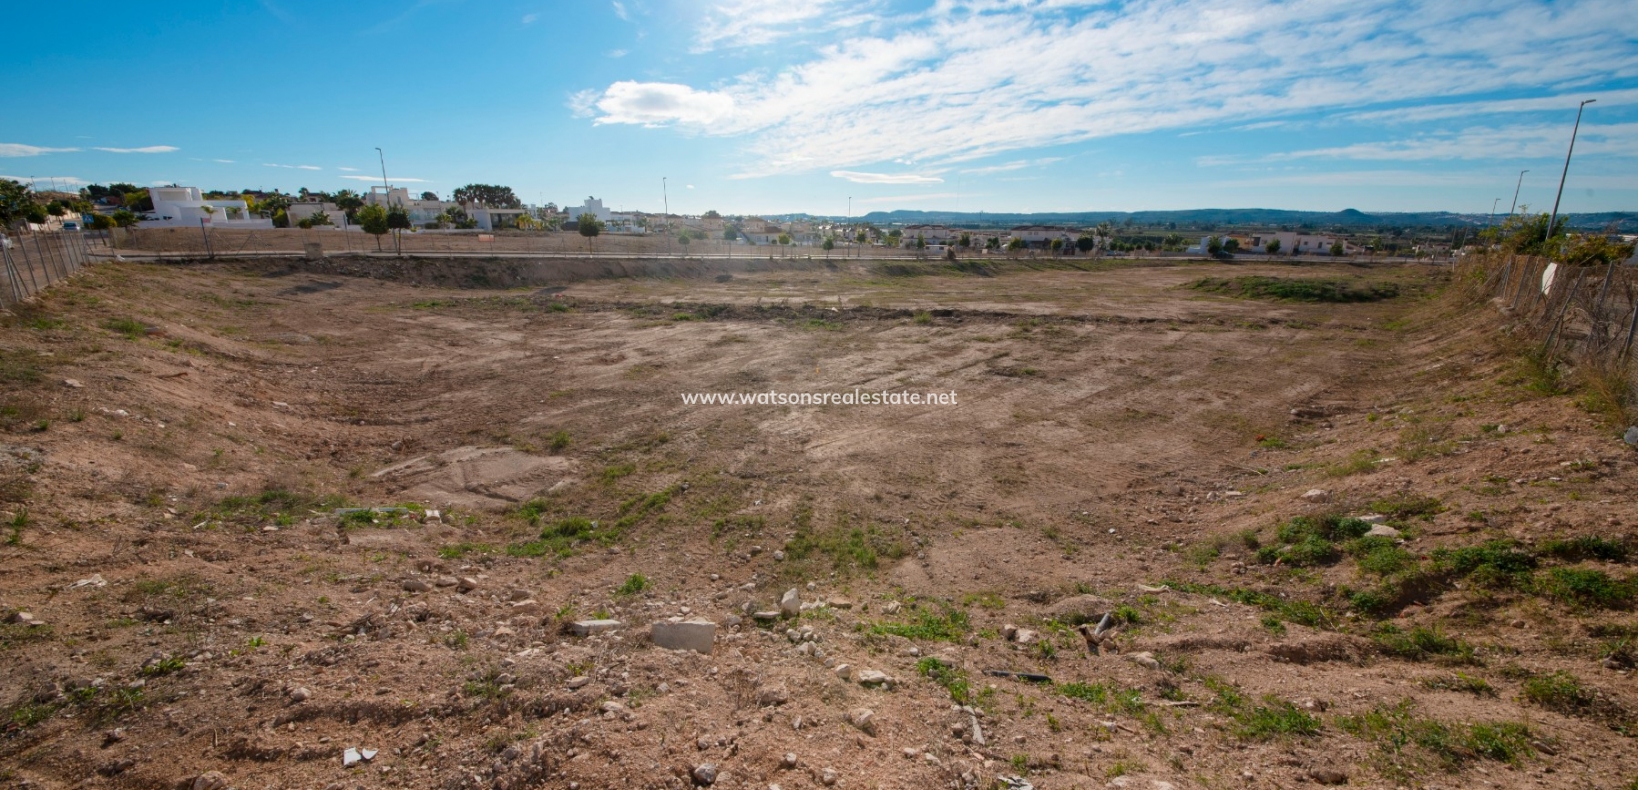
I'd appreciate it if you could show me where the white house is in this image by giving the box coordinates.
[140,187,273,229]
[1007,225,1077,246]
[286,201,345,227]
[900,225,963,245]
[365,186,454,227]
[564,196,611,224]
[1269,232,1344,255]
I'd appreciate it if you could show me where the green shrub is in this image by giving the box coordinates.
[1188,276,1400,303]
[1348,536,1416,575]
[1338,700,1533,775]
[1368,494,1445,521]
[1536,567,1634,609]
[101,317,147,339]
[1432,540,1536,588]
[1522,671,1594,713]
[615,573,649,596]
[1164,581,1332,629]
[1372,624,1476,663]
[1235,697,1322,740]
[1538,536,1628,563]
[868,605,969,642]
[917,657,973,704]
[1257,514,1370,567]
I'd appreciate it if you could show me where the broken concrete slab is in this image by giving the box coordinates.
[568,619,622,637]
[651,619,716,653]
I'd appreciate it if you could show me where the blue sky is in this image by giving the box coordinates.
[4,0,1636,216]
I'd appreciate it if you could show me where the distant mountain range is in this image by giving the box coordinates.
[786,208,1636,232]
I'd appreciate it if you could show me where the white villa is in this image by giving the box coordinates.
[899,225,963,245]
[1007,225,1077,246]
[564,197,611,224]
[140,186,273,229]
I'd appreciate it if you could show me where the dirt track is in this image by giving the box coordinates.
[1,257,1634,789]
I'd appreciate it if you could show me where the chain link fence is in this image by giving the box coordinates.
[1459,253,1638,375]
[0,230,110,306]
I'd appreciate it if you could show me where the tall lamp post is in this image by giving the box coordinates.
[1544,100,1595,257]
[1489,198,1501,228]
[1508,169,1528,215]
[662,177,670,256]
[846,196,852,257]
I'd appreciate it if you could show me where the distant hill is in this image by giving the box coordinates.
[786,208,1637,232]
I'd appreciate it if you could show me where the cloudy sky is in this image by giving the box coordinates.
[4,0,1636,215]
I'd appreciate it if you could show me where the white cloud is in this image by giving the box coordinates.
[1247,122,1638,163]
[692,0,869,52]
[337,166,360,171]
[611,1,628,21]
[93,146,179,154]
[592,82,735,126]
[1,175,86,186]
[522,12,538,24]
[830,170,944,184]
[588,0,1638,176]
[609,49,628,58]
[213,159,236,164]
[263,163,321,170]
[1,143,79,157]
[960,158,1063,175]
[686,184,695,189]
[1208,169,1638,190]
[297,165,322,171]
[1343,88,1638,125]
[339,175,432,183]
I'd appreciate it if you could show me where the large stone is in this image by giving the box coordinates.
[190,772,229,790]
[780,588,801,619]
[1300,488,1330,503]
[568,619,622,636]
[401,578,431,593]
[1365,524,1401,539]
[692,763,718,786]
[651,619,716,654]
[854,670,893,688]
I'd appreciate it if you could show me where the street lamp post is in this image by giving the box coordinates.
[1489,198,1500,229]
[662,177,670,256]
[1509,169,1529,215]
[846,196,852,257]
[1544,100,1595,258]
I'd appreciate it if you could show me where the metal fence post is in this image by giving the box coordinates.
[1541,269,1585,356]
[2,245,24,303]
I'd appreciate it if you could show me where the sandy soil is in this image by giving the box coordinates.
[0,257,1633,790]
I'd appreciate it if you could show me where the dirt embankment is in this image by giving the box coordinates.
[169,254,847,290]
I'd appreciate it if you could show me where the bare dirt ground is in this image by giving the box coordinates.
[1,256,1634,790]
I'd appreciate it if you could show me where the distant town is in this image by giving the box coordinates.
[3,177,1636,264]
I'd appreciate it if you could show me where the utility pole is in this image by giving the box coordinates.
[846,196,852,257]
[1545,99,1595,259]
[663,177,670,256]
[1489,198,1500,229]
[1509,169,1528,215]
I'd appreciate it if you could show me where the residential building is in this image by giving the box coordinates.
[564,196,611,223]
[1007,225,1077,246]
[899,225,963,245]
[365,186,454,227]
[139,186,273,229]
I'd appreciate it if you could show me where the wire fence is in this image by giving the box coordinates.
[0,230,110,307]
[1457,253,1638,376]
